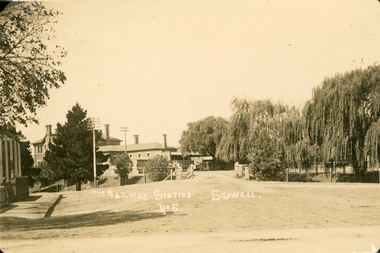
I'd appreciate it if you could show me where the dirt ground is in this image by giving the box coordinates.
[1,171,380,253]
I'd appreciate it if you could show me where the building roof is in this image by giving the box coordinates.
[98,142,177,153]
[99,136,121,142]
[32,134,57,145]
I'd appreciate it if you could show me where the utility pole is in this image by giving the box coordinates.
[120,126,129,154]
[87,118,100,188]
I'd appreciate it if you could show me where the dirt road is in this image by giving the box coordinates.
[1,171,380,252]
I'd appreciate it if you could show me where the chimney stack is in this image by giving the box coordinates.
[46,125,52,137]
[134,135,139,145]
[104,124,110,139]
[163,134,167,150]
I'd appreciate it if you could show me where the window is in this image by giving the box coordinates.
[138,153,141,158]
[147,153,150,158]
[129,154,132,158]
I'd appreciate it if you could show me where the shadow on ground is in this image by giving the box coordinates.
[0,195,43,214]
[0,209,180,232]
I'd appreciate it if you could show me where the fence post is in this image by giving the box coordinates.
[330,167,332,183]
[286,168,289,182]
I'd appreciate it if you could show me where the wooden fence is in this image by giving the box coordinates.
[163,165,195,181]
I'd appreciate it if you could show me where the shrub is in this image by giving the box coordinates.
[145,156,170,182]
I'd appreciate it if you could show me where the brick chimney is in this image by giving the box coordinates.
[104,124,110,139]
[46,125,52,137]
[133,135,139,145]
[163,134,167,150]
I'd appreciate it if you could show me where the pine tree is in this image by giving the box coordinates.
[44,103,108,191]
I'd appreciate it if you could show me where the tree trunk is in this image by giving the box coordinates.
[120,176,128,186]
[76,180,81,191]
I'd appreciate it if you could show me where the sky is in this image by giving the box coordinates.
[16,0,380,147]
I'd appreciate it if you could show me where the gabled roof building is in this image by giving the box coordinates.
[98,134,177,176]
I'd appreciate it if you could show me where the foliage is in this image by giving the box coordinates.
[44,103,108,191]
[20,140,36,187]
[304,64,380,172]
[217,98,253,163]
[114,154,133,178]
[0,2,66,126]
[178,65,380,179]
[248,128,285,181]
[365,119,380,168]
[180,116,228,162]
[215,97,305,180]
[38,161,56,186]
[144,156,170,182]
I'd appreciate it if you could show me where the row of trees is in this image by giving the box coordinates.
[180,64,380,180]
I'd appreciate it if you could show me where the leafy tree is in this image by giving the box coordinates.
[37,161,56,187]
[217,98,252,163]
[217,97,304,180]
[20,140,36,187]
[304,64,380,172]
[0,2,66,126]
[248,128,285,181]
[115,154,133,186]
[217,98,290,162]
[145,156,170,182]
[44,103,108,191]
[180,116,228,168]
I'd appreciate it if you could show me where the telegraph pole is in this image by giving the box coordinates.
[120,126,129,154]
[87,118,100,188]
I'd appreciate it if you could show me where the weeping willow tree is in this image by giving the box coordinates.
[365,119,380,169]
[217,97,304,180]
[304,64,380,172]
[281,107,317,172]
[216,97,255,163]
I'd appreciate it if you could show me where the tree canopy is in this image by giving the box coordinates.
[0,2,66,126]
[217,98,303,179]
[179,65,380,180]
[180,116,228,160]
[115,154,133,186]
[44,103,108,191]
[304,64,380,171]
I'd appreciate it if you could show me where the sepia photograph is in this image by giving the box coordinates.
[1,0,380,252]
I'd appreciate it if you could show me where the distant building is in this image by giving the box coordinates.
[98,134,177,176]
[97,124,122,146]
[31,125,56,167]
[31,124,121,167]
